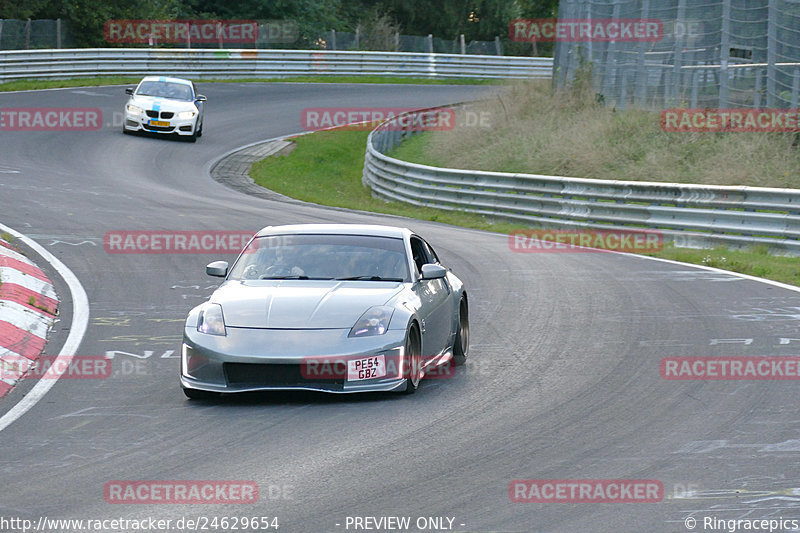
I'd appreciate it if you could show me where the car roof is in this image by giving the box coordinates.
[254,224,411,239]
[138,76,193,86]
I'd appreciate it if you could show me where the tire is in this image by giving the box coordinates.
[196,121,203,138]
[122,126,132,135]
[402,326,422,394]
[182,386,218,400]
[452,297,469,365]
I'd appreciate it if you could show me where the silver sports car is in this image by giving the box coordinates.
[180,224,469,398]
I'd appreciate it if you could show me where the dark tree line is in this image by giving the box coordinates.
[0,0,558,50]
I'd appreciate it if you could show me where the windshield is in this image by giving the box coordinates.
[136,81,194,101]
[229,234,410,282]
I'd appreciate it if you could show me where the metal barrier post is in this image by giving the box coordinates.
[719,0,731,109]
[767,0,777,108]
[755,69,762,108]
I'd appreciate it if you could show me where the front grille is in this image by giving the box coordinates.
[145,110,175,119]
[224,363,344,387]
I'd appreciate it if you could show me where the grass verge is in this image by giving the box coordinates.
[0,77,143,92]
[390,79,800,188]
[0,75,500,93]
[249,127,800,288]
[645,244,800,287]
[250,129,521,234]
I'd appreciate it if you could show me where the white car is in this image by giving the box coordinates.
[123,76,206,142]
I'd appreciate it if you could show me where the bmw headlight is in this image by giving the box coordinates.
[349,306,394,337]
[126,104,143,114]
[177,110,196,120]
[197,303,226,336]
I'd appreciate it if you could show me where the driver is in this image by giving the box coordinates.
[267,246,305,277]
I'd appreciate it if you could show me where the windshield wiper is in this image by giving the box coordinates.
[258,275,336,280]
[335,275,405,282]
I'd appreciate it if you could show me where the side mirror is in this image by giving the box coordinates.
[125,87,134,95]
[421,263,446,280]
[206,260,228,277]
[196,95,207,102]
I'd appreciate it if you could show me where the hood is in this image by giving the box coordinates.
[129,95,197,112]
[212,280,404,329]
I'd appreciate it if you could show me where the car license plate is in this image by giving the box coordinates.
[149,120,169,127]
[347,355,386,381]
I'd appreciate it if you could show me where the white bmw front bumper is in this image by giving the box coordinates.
[124,106,198,136]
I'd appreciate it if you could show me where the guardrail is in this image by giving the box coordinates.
[0,48,553,83]
[363,107,800,254]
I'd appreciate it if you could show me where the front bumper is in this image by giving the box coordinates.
[181,326,411,394]
[124,110,197,136]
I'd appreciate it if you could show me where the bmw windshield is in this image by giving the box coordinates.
[136,81,194,101]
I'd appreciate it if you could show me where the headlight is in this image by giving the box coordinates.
[197,303,226,336]
[126,104,143,114]
[177,111,196,120]
[349,306,394,337]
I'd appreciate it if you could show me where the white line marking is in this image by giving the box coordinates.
[0,84,130,95]
[622,252,800,295]
[70,90,111,97]
[48,240,96,247]
[0,223,89,433]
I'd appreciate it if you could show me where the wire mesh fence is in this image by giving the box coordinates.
[553,0,800,109]
[0,18,508,56]
[320,30,504,55]
[0,19,75,50]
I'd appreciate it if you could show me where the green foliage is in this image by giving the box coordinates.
[353,8,402,51]
[249,128,523,233]
[10,0,559,53]
[0,0,53,19]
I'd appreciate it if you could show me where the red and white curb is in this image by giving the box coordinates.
[0,238,58,397]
